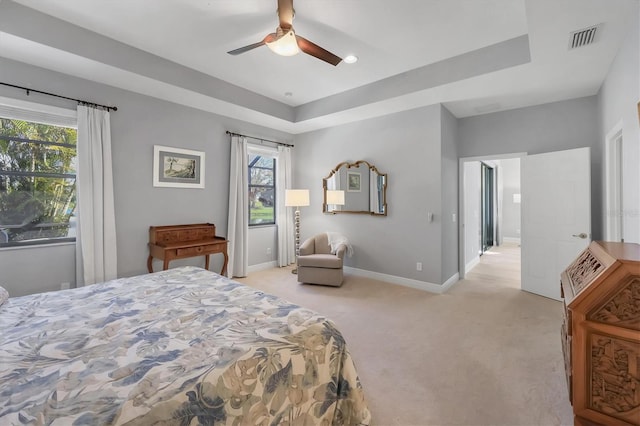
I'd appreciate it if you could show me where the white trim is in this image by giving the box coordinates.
[247,261,278,274]
[465,255,480,274]
[247,143,278,156]
[442,273,460,292]
[604,120,624,242]
[0,241,75,252]
[0,95,77,127]
[344,266,459,294]
[458,152,526,280]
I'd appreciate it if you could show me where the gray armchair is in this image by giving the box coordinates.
[297,233,346,286]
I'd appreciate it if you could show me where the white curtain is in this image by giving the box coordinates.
[276,145,295,266]
[227,136,249,277]
[76,105,117,286]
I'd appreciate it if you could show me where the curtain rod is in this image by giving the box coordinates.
[226,131,293,148]
[0,82,118,112]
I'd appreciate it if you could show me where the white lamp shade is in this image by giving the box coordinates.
[326,190,345,205]
[266,30,300,56]
[285,189,310,207]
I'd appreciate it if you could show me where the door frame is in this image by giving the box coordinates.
[480,162,496,254]
[605,120,624,242]
[458,152,526,279]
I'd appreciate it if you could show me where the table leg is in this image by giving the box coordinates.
[147,256,154,273]
[205,254,210,270]
[221,251,228,276]
[163,259,170,270]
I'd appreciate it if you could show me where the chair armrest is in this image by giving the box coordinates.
[335,244,347,260]
[299,237,314,256]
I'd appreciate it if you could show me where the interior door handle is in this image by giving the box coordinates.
[572,233,588,239]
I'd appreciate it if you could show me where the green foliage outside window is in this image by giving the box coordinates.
[249,154,275,225]
[0,118,77,245]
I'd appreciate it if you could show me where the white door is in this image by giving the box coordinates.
[521,147,591,301]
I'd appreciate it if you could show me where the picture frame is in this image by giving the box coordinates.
[153,145,205,188]
[347,171,361,192]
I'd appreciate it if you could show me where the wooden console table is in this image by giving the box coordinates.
[147,223,228,276]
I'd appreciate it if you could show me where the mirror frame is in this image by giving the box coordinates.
[322,160,388,216]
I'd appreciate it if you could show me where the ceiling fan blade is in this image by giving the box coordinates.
[227,33,277,55]
[296,35,342,66]
[277,0,294,29]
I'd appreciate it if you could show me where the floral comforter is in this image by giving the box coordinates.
[0,267,370,425]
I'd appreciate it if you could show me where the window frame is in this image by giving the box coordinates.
[0,97,78,248]
[248,147,277,227]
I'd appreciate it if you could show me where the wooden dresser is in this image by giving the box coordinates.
[147,223,228,276]
[560,241,640,426]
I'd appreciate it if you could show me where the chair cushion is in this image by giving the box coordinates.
[312,233,332,255]
[297,254,342,269]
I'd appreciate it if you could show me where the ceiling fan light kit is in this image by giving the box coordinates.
[227,0,342,66]
[266,29,300,56]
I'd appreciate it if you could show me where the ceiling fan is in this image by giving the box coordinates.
[227,0,342,66]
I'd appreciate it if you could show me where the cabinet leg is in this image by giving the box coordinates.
[147,256,153,273]
[205,254,210,270]
[163,259,170,270]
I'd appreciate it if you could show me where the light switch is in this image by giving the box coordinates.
[452,213,456,222]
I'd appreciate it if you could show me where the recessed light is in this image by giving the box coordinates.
[343,55,358,64]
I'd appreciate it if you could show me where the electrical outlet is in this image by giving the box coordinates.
[416,262,422,271]
[266,247,272,255]
[60,282,70,290]
[516,229,521,235]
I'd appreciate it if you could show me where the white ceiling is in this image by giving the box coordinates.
[0,0,637,134]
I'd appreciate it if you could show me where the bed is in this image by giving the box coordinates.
[0,266,371,425]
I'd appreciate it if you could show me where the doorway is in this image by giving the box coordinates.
[458,153,524,280]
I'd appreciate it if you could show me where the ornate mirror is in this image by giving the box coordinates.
[323,160,387,216]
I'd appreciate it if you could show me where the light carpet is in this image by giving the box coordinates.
[236,244,574,426]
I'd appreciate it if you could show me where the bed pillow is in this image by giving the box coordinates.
[0,285,8,307]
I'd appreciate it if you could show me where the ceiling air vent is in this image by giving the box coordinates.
[569,25,600,49]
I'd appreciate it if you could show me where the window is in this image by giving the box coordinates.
[0,117,77,247]
[248,153,276,225]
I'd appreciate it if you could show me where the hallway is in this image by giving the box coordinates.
[466,241,522,290]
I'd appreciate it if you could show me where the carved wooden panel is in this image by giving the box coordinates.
[589,334,640,423]
[590,278,640,330]
[566,249,605,294]
[561,319,572,401]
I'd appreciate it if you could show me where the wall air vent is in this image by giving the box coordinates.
[569,25,600,49]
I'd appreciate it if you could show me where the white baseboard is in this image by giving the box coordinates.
[344,267,459,294]
[503,237,521,244]
[465,256,480,274]
[442,272,460,292]
[247,261,278,274]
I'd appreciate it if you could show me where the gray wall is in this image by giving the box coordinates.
[0,57,290,296]
[2,10,637,296]
[458,96,602,239]
[294,105,447,285]
[248,226,277,267]
[597,3,640,244]
[499,158,521,241]
[440,106,459,282]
